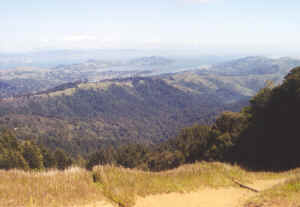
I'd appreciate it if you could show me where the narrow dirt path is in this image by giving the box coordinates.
[134,179,285,207]
[86,178,285,207]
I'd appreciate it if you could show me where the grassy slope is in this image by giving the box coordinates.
[0,167,105,207]
[0,162,298,207]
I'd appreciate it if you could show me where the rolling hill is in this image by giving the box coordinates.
[0,75,248,155]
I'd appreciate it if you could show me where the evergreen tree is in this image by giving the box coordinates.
[40,147,56,168]
[22,141,44,170]
[54,149,72,170]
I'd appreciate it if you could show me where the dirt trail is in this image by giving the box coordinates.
[134,179,285,207]
[78,201,114,207]
[88,178,285,207]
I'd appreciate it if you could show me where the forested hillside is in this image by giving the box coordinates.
[88,66,300,171]
[0,76,245,155]
[1,65,300,172]
[1,56,300,160]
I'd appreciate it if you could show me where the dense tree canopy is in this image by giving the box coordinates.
[235,66,300,170]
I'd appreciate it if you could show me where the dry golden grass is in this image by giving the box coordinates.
[92,162,293,207]
[1,162,298,207]
[245,169,300,207]
[0,167,105,207]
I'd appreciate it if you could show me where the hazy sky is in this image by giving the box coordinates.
[1,0,300,55]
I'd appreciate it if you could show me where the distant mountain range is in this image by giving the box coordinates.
[53,56,174,74]
[0,50,228,69]
[128,56,173,66]
[0,56,174,97]
[207,56,300,76]
[1,56,299,98]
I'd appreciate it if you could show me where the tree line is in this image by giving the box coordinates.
[0,130,73,170]
[86,111,243,171]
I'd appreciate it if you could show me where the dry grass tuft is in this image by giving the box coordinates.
[0,167,105,207]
